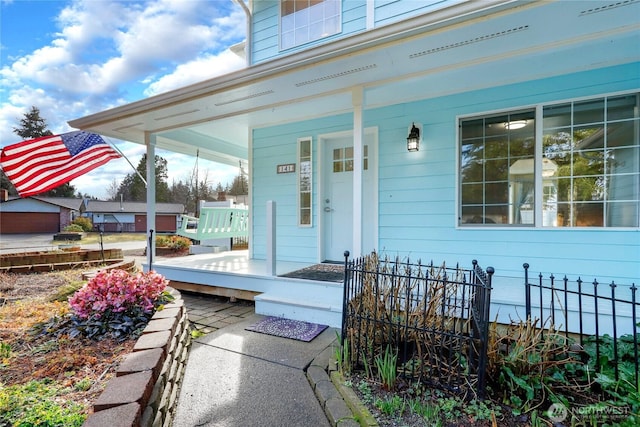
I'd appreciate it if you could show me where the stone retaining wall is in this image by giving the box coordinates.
[83,288,190,427]
[0,249,124,273]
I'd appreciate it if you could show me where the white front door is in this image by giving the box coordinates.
[321,131,377,262]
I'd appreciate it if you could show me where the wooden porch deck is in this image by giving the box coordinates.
[144,250,344,327]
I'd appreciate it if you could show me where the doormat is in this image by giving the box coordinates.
[245,316,328,342]
[279,263,344,282]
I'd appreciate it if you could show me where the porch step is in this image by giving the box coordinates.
[254,283,343,328]
[189,244,225,255]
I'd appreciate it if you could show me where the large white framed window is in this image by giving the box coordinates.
[459,93,640,228]
[280,0,341,50]
[460,110,536,225]
[298,137,313,226]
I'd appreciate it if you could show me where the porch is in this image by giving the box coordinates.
[143,250,344,328]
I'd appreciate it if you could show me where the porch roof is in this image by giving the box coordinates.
[68,0,639,165]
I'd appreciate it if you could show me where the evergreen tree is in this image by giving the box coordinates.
[0,171,17,196]
[169,179,192,211]
[13,106,52,139]
[228,174,248,196]
[118,154,170,202]
[42,183,77,198]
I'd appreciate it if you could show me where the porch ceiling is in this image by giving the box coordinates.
[68,0,640,166]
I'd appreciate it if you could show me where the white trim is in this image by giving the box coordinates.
[353,89,364,258]
[317,126,379,262]
[366,0,374,30]
[297,136,313,227]
[145,132,156,269]
[69,0,518,130]
[534,104,543,227]
[248,125,254,259]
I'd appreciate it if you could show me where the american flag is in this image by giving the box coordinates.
[0,131,121,197]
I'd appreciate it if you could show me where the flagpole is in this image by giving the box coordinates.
[104,137,147,186]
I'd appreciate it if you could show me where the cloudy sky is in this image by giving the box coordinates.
[0,0,247,199]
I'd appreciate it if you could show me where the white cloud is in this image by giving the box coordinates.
[144,49,245,96]
[1,0,246,198]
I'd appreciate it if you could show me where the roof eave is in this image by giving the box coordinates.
[68,0,525,130]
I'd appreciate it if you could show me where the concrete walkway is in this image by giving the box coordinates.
[0,235,356,426]
[175,293,354,427]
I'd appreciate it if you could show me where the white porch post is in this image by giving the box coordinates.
[145,132,156,270]
[266,200,276,276]
[352,88,363,258]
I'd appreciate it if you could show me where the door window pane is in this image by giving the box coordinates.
[298,137,312,226]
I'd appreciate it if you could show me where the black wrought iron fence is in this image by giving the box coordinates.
[524,263,639,392]
[341,251,494,399]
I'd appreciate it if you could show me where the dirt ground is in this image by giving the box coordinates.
[0,268,137,416]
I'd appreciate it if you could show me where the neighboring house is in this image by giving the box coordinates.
[69,1,639,325]
[0,195,85,234]
[84,200,184,233]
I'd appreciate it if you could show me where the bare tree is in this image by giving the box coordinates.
[106,179,120,201]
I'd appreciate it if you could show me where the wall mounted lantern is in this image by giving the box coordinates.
[407,123,421,152]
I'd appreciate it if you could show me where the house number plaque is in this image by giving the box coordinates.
[277,163,296,174]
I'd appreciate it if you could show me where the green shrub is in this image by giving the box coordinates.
[71,217,93,232]
[156,235,191,251]
[47,280,86,303]
[375,345,398,391]
[0,380,85,426]
[63,224,83,232]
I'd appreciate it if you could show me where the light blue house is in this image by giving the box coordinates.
[69,0,640,328]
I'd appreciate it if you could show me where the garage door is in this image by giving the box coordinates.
[134,215,177,233]
[0,212,59,234]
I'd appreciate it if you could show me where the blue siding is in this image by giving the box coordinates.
[252,114,353,262]
[251,1,279,64]
[251,1,368,64]
[374,0,465,27]
[372,62,640,286]
[342,1,366,33]
[252,62,640,287]
[253,0,463,64]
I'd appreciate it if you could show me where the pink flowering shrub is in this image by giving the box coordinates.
[65,269,172,340]
[70,269,167,319]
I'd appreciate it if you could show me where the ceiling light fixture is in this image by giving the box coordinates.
[505,120,527,130]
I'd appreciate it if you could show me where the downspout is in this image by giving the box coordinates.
[233,0,252,66]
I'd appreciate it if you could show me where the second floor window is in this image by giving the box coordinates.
[281,0,341,50]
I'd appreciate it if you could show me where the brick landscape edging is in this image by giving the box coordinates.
[306,344,377,427]
[83,288,191,427]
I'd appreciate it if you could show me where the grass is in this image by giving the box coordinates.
[0,380,86,427]
[54,232,147,246]
[0,268,138,426]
